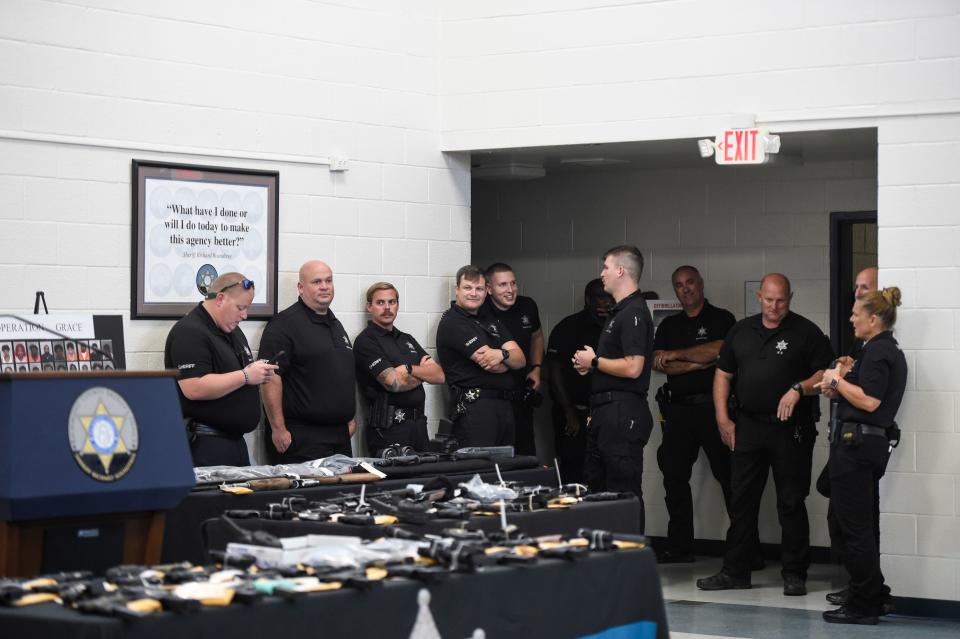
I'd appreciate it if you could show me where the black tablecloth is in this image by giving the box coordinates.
[203,498,642,550]
[0,548,668,639]
[163,458,552,563]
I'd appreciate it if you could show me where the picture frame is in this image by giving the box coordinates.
[131,160,279,319]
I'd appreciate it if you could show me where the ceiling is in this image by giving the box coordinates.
[470,127,878,177]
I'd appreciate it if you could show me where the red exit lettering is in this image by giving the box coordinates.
[715,129,765,165]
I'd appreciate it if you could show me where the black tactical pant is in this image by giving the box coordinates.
[512,401,537,456]
[584,397,652,533]
[817,462,883,564]
[552,404,589,484]
[656,400,732,555]
[367,414,429,456]
[272,424,352,464]
[453,398,514,448]
[190,434,250,467]
[722,413,815,580]
[829,435,892,615]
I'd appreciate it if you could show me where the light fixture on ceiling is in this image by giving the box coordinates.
[559,157,630,166]
[472,163,546,181]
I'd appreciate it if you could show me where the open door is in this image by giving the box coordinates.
[829,211,877,357]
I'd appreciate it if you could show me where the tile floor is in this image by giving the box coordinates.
[659,557,960,639]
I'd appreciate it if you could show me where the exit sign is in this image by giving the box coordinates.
[714,128,774,165]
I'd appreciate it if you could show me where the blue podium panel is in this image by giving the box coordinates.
[0,372,195,521]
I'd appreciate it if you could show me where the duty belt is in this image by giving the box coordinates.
[671,392,712,406]
[737,410,781,425]
[185,419,237,441]
[388,406,423,423]
[589,390,645,407]
[458,388,522,403]
[842,421,888,439]
[452,386,521,419]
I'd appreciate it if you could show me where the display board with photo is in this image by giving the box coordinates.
[0,315,126,373]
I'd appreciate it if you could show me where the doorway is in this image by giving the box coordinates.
[829,211,878,357]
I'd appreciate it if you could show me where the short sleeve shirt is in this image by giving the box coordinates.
[653,301,735,397]
[436,302,516,390]
[547,309,605,407]
[258,298,356,427]
[591,290,655,395]
[837,331,907,427]
[163,303,260,436]
[354,321,430,409]
[717,312,834,421]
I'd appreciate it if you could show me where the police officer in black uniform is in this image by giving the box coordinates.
[817,266,878,564]
[164,273,277,467]
[652,265,736,562]
[573,246,655,532]
[436,265,526,448]
[354,282,445,455]
[546,279,614,484]
[698,273,834,596]
[482,262,544,456]
[818,287,905,625]
[260,260,356,463]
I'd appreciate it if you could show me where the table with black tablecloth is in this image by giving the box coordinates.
[0,547,668,639]
[164,456,552,563]
[203,497,642,552]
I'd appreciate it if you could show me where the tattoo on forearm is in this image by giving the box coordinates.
[377,369,400,392]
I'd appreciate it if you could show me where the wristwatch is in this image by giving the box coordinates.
[501,348,510,362]
[591,355,599,369]
[790,382,803,395]
[829,378,839,389]
[405,364,413,375]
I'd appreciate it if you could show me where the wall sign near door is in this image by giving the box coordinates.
[698,129,781,165]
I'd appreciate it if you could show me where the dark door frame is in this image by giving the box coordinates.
[829,210,878,356]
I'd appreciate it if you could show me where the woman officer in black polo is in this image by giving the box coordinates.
[817,287,906,625]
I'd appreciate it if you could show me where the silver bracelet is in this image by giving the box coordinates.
[241,367,249,385]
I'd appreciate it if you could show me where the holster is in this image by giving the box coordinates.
[838,421,862,447]
[367,391,392,431]
[727,393,738,421]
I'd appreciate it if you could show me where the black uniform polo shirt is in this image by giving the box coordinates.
[481,295,541,387]
[354,321,430,409]
[259,298,355,428]
[547,309,605,407]
[653,300,736,397]
[591,290,654,396]
[436,301,515,391]
[837,331,907,428]
[163,302,260,436]
[717,311,834,421]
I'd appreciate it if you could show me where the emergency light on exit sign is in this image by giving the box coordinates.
[698,128,781,165]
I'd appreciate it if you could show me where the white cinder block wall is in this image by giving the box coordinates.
[442,0,960,603]
[472,158,877,555]
[0,1,469,448]
[1,0,958,604]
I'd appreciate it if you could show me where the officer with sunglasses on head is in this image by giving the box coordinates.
[164,273,278,467]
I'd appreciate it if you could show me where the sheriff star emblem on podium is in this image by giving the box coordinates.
[68,387,139,482]
[80,403,128,474]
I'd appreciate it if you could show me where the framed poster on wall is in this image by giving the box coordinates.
[131,160,279,320]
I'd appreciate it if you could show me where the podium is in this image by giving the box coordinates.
[0,371,195,576]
